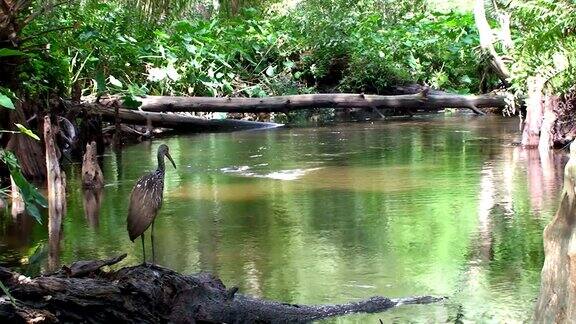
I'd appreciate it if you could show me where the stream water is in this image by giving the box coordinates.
[0,114,567,322]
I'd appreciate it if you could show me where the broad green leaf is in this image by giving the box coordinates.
[0,150,47,224]
[0,48,24,58]
[14,124,40,140]
[123,95,142,109]
[0,281,15,306]
[0,94,15,109]
[95,70,106,94]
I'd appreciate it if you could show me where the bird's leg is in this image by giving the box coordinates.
[151,220,156,265]
[141,233,146,265]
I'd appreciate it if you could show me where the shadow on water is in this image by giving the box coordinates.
[0,115,569,322]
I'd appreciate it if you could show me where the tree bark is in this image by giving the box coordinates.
[521,76,546,148]
[78,92,506,130]
[534,142,576,322]
[6,104,46,179]
[0,256,445,323]
[100,93,505,114]
[81,141,103,189]
[43,116,66,272]
[539,95,559,150]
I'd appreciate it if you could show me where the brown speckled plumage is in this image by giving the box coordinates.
[127,144,176,263]
[127,169,165,241]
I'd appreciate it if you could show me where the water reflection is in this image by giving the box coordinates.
[48,221,61,272]
[82,188,103,228]
[0,115,568,322]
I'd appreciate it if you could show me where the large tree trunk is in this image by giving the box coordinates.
[534,142,576,322]
[0,256,445,323]
[97,93,505,114]
[539,95,559,150]
[6,104,46,179]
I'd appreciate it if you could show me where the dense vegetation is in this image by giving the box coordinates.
[1,0,496,106]
[0,1,574,105]
[0,0,575,215]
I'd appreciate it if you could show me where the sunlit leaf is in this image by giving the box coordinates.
[0,48,24,58]
[166,66,180,81]
[0,93,15,109]
[14,124,40,140]
[109,75,123,87]
[148,67,167,82]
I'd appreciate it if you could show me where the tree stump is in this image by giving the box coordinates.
[534,141,576,322]
[81,141,104,189]
[44,116,66,272]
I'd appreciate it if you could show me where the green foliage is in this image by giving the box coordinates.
[0,281,16,306]
[0,48,24,58]
[14,124,40,141]
[11,0,493,104]
[286,1,489,93]
[144,13,303,97]
[508,0,576,94]
[0,93,15,109]
[0,151,48,223]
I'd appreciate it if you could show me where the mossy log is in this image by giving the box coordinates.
[0,255,445,323]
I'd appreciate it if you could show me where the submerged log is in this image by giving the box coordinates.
[534,141,576,322]
[98,92,504,115]
[82,103,282,131]
[0,256,445,323]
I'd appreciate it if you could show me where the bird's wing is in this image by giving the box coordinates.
[127,172,165,241]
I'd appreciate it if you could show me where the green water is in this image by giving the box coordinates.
[0,115,565,322]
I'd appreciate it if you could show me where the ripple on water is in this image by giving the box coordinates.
[220,165,323,181]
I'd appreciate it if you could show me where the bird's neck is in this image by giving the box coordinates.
[157,152,165,172]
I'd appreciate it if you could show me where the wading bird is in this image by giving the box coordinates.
[127,144,176,264]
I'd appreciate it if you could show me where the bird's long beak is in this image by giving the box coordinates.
[166,152,177,169]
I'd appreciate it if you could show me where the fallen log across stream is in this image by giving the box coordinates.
[0,255,446,323]
[98,92,505,115]
[77,92,505,131]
